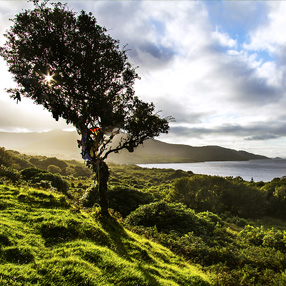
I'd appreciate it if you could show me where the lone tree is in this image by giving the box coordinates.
[0,1,170,216]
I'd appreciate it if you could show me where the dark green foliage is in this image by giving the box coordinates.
[197,211,224,227]
[0,148,35,171]
[80,186,98,208]
[80,185,154,217]
[0,166,21,183]
[169,175,270,218]
[167,169,192,180]
[0,234,11,246]
[38,157,68,170]
[107,186,154,217]
[238,225,286,252]
[40,222,79,245]
[262,177,286,217]
[73,165,92,177]
[21,167,69,194]
[6,150,35,170]
[0,147,14,167]
[221,213,248,227]
[126,201,217,235]
[2,247,34,264]
[21,167,42,180]
[47,164,62,174]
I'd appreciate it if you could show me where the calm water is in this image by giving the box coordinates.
[138,159,286,182]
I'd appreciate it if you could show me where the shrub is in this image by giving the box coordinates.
[21,168,69,194]
[126,201,215,235]
[107,186,154,217]
[0,147,14,167]
[197,211,224,227]
[0,166,21,183]
[47,165,62,174]
[80,186,98,208]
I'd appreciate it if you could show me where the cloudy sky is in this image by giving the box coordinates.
[1,1,286,158]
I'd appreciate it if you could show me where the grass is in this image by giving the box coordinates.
[0,184,211,285]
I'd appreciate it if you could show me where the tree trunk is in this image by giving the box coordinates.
[95,160,110,216]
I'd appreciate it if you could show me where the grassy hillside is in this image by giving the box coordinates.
[2,148,286,285]
[0,184,211,285]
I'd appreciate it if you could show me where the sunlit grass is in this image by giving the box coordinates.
[0,184,211,285]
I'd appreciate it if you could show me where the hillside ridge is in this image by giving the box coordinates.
[0,130,268,163]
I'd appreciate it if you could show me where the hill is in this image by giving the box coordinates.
[0,130,267,163]
[2,150,286,285]
[0,184,211,285]
[107,138,267,164]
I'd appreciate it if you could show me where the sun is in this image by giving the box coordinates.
[44,72,54,85]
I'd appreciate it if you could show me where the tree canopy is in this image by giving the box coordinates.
[0,1,170,163]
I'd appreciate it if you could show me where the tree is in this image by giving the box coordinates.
[0,1,170,216]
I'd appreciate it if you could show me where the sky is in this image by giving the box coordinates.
[1,1,286,158]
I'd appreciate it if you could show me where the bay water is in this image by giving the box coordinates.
[138,159,286,182]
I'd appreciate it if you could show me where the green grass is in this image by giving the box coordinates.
[0,184,211,285]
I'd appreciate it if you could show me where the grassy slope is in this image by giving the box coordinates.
[0,184,211,286]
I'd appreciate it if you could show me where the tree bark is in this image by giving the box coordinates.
[95,160,110,216]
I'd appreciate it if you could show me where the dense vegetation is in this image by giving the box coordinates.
[2,146,286,285]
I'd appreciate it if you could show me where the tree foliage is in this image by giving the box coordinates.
[169,175,270,217]
[0,1,169,159]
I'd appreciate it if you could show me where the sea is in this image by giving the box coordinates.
[138,159,286,182]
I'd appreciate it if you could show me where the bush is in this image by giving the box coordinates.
[0,147,14,167]
[126,201,215,235]
[21,167,69,194]
[80,186,98,208]
[107,186,154,217]
[0,166,21,183]
[197,211,224,227]
[47,165,62,174]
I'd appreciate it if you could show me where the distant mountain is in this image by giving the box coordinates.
[0,130,81,160]
[107,138,268,164]
[0,130,268,163]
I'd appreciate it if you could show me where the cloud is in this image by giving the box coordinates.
[212,28,237,48]
[1,1,286,157]
[244,2,286,54]
[245,134,279,141]
[169,119,286,143]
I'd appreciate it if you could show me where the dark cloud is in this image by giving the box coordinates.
[215,56,282,105]
[245,134,279,141]
[152,97,208,124]
[72,2,177,70]
[138,42,175,61]
[170,120,286,141]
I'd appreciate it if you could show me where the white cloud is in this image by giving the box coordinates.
[212,27,237,48]
[244,2,286,54]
